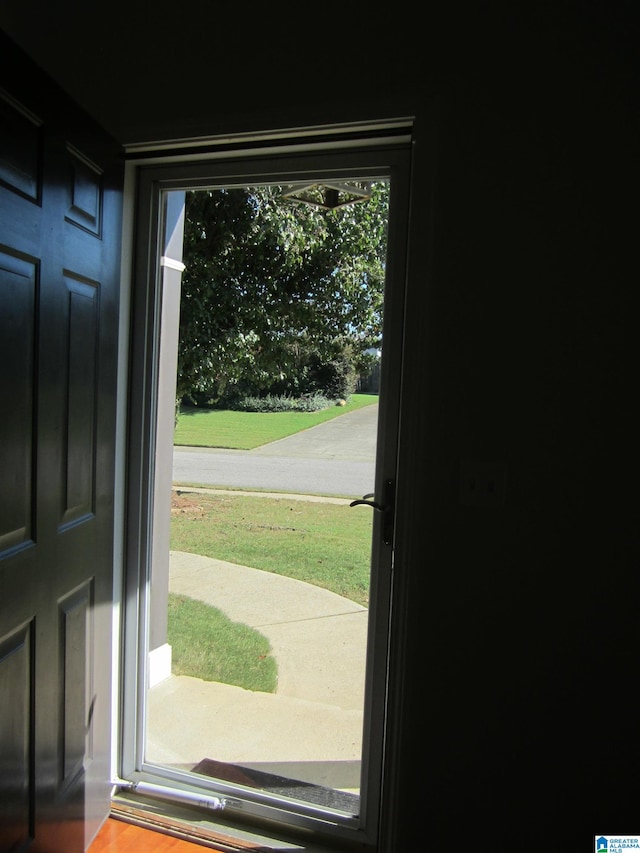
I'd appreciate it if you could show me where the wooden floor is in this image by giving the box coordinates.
[89,818,212,852]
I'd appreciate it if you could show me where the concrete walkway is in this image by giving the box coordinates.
[146,551,368,791]
[147,407,378,792]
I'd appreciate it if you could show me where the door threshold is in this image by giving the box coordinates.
[108,794,354,853]
[105,800,265,851]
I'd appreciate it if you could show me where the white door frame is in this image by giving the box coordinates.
[115,124,414,851]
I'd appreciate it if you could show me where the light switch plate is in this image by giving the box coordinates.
[459,460,508,507]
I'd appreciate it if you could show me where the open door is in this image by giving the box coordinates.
[0,35,123,852]
[120,138,411,850]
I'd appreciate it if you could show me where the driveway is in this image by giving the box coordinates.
[172,403,378,497]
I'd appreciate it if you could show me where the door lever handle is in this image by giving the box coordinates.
[349,480,395,545]
[349,494,384,511]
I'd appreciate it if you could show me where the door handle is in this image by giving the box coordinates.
[350,479,395,546]
[349,492,384,511]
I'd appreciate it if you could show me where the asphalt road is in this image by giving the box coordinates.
[172,404,378,498]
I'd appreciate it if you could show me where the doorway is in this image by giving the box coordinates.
[120,140,411,849]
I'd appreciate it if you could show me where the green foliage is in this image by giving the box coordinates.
[310,340,358,400]
[230,393,332,413]
[265,336,358,401]
[177,183,389,403]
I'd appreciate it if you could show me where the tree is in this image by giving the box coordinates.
[177,182,389,404]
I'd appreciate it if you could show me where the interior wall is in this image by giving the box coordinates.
[393,37,636,849]
[0,1,424,145]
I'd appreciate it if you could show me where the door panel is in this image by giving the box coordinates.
[0,34,123,852]
[0,247,37,553]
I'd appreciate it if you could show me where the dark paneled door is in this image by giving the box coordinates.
[0,35,123,852]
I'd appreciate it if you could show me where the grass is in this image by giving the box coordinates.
[168,490,372,692]
[167,405,374,691]
[167,592,278,692]
[174,393,378,449]
[170,491,373,607]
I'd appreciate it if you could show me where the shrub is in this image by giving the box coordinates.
[231,393,332,413]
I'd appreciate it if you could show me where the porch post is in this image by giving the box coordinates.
[149,191,186,686]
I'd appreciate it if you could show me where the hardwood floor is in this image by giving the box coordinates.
[89,817,215,852]
[88,812,269,852]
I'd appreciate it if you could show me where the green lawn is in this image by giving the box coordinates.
[168,401,375,690]
[168,592,278,693]
[168,490,373,691]
[171,491,372,608]
[174,393,378,449]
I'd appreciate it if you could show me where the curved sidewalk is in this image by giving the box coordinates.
[146,551,368,789]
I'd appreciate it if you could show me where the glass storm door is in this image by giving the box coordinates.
[121,142,410,849]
